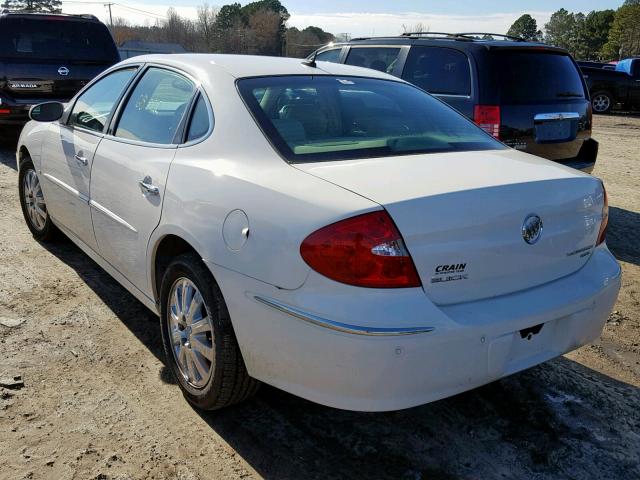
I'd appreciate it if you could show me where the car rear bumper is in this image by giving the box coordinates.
[0,96,66,126]
[210,245,620,412]
[555,138,599,173]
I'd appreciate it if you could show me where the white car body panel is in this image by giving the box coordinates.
[16,54,621,411]
[90,138,177,294]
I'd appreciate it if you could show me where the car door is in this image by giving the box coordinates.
[631,60,640,109]
[89,66,196,294]
[41,67,138,251]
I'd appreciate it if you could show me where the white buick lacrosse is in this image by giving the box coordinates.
[16,55,621,411]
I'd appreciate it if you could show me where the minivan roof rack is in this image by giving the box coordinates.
[0,10,98,20]
[455,33,526,42]
[400,32,472,40]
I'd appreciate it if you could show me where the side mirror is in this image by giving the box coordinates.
[29,102,64,122]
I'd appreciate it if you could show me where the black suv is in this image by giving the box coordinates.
[312,33,597,172]
[0,12,119,129]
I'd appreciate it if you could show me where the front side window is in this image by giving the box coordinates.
[238,75,504,163]
[115,68,195,144]
[402,47,471,96]
[345,47,401,73]
[315,48,341,63]
[69,68,136,132]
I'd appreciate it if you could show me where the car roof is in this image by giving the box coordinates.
[119,54,404,81]
[322,35,566,53]
[0,11,100,22]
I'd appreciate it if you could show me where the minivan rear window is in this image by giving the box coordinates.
[491,51,586,104]
[0,17,118,62]
[238,75,504,163]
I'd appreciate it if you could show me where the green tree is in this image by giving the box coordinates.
[544,9,578,54]
[581,10,615,59]
[1,0,61,12]
[602,3,640,59]
[507,14,542,41]
[213,2,245,30]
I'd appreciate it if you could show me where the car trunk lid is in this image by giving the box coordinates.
[295,149,604,305]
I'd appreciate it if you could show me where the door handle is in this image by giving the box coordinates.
[139,176,159,196]
[74,153,88,166]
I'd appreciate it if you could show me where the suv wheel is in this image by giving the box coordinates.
[18,158,58,241]
[591,91,613,114]
[159,253,260,410]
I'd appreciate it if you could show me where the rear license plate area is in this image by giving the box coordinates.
[535,120,574,143]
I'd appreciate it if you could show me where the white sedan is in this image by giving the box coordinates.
[16,55,621,411]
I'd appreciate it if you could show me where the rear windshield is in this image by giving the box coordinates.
[238,76,504,163]
[0,17,118,62]
[491,51,586,104]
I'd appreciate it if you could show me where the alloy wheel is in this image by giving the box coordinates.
[22,169,47,231]
[592,94,611,113]
[167,278,215,388]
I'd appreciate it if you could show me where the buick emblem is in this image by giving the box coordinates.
[58,66,69,76]
[522,214,543,245]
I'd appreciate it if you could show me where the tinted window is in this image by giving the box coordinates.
[0,18,118,62]
[491,51,586,103]
[186,95,211,142]
[345,47,401,73]
[402,47,471,95]
[315,49,341,63]
[238,76,503,163]
[69,68,136,132]
[115,68,195,144]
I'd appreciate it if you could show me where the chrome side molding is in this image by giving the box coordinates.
[253,295,434,336]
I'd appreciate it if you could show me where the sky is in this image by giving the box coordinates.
[61,0,624,36]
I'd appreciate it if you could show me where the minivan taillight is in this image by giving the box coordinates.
[300,211,422,288]
[597,183,608,246]
[474,105,501,138]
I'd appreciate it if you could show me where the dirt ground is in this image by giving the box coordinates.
[0,114,638,480]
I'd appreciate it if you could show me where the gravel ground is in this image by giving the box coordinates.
[0,114,638,480]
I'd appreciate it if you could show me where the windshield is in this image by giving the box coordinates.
[491,51,586,103]
[0,17,118,62]
[238,76,504,163]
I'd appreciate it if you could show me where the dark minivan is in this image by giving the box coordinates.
[0,12,119,128]
[311,33,597,172]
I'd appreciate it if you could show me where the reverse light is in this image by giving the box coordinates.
[596,183,608,245]
[474,105,500,138]
[300,211,422,288]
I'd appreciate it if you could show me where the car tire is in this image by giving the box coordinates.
[18,158,59,242]
[159,252,260,410]
[591,91,613,114]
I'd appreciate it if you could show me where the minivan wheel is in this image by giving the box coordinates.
[159,252,260,410]
[591,91,612,114]
[18,158,58,241]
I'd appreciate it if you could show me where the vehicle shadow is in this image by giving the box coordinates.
[40,237,640,480]
[607,206,640,266]
[0,130,19,170]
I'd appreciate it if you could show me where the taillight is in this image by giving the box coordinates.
[597,183,608,245]
[300,211,422,288]
[474,105,500,138]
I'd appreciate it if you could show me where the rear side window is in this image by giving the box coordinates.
[186,94,211,142]
[315,49,341,63]
[0,17,118,62]
[69,68,136,132]
[402,47,471,96]
[115,68,195,144]
[238,75,504,163]
[345,47,401,74]
[491,51,586,104]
